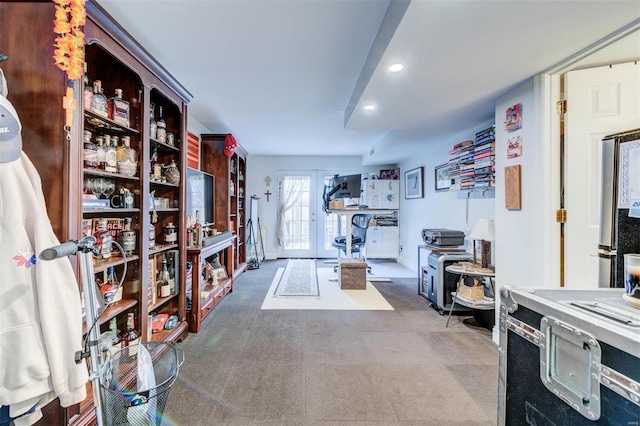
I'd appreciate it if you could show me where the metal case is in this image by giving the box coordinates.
[498,287,640,425]
[421,228,465,246]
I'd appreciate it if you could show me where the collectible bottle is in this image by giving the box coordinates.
[150,146,162,181]
[105,136,118,173]
[119,217,136,256]
[95,136,106,171]
[121,313,140,347]
[108,317,122,348]
[93,218,112,259]
[116,135,137,177]
[108,88,130,127]
[158,254,171,298]
[82,130,97,169]
[149,103,157,140]
[91,80,109,118]
[149,213,156,248]
[83,63,93,111]
[164,222,177,244]
[156,105,166,143]
[192,210,202,247]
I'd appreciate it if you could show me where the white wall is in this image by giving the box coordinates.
[396,120,496,271]
[246,155,393,259]
[187,115,210,141]
[494,75,561,288]
[491,75,561,341]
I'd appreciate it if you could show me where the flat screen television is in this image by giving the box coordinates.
[186,167,215,224]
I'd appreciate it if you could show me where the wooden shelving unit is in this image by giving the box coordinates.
[2,2,192,424]
[200,134,249,278]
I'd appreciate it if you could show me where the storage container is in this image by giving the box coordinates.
[498,286,640,425]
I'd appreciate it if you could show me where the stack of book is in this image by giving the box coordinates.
[473,126,495,189]
[448,140,474,191]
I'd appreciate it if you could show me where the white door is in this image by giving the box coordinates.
[564,61,640,289]
[276,170,356,258]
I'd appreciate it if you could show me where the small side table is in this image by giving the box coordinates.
[445,264,495,328]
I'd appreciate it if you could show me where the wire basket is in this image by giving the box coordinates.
[99,341,184,426]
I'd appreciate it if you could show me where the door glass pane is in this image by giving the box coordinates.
[322,175,340,251]
[283,176,310,250]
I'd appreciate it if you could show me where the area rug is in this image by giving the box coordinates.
[273,259,320,297]
[262,267,394,310]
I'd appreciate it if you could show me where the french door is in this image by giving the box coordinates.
[276,170,356,258]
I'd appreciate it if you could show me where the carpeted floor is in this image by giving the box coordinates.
[162,259,498,425]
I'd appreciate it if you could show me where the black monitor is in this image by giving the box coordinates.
[325,173,362,200]
[330,173,362,199]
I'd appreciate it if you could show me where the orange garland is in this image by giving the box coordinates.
[52,0,86,81]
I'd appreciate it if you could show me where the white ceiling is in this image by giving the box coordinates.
[96,0,640,165]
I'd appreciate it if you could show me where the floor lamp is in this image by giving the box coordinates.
[468,218,495,269]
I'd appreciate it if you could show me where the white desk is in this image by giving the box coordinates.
[328,209,397,258]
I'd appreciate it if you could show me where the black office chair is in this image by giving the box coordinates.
[332,214,372,272]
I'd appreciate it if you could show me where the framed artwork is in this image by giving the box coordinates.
[505,164,522,210]
[379,168,400,180]
[504,103,522,132]
[404,166,424,199]
[434,163,452,192]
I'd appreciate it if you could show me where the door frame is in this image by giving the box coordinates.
[544,22,640,287]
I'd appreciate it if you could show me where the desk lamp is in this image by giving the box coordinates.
[468,218,495,269]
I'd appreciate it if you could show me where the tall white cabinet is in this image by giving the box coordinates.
[362,178,400,260]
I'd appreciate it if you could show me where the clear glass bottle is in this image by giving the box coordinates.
[158,255,171,297]
[109,317,122,349]
[192,210,202,248]
[95,136,106,171]
[93,218,112,259]
[82,130,97,169]
[101,266,120,304]
[121,313,140,347]
[108,88,130,127]
[149,103,157,140]
[119,217,136,256]
[91,80,109,117]
[156,105,166,143]
[150,146,162,181]
[116,136,137,177]
[105,136,118,173]
[186,215,193,248]
[83,63,93,111]
[149,213,156,248]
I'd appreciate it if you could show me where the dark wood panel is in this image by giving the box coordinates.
[1,2,72,241]
[201,134,230,233]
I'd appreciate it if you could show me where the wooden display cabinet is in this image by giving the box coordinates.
[186,235,236,332]
[1,1,192,424]
[200,134,248,278]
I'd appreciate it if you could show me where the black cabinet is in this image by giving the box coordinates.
[424,252,472,314]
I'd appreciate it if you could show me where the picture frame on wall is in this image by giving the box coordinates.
[404,166,424,199]
[434,163,452,192]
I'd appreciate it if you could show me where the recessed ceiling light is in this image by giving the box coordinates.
[364,104,375,111]
[389,63,404,72]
